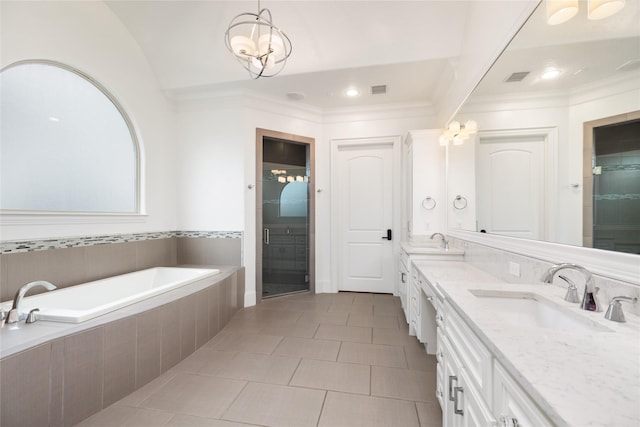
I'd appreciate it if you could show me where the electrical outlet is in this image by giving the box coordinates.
[509,261,521,277]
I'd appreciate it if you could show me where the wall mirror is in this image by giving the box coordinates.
[0,60,139,214]
[447,0,640,256]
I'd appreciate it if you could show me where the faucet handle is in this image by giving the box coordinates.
[605,296,638,323]
[6,308,20,324]
[26,308,40,324]
[558,275,580,303]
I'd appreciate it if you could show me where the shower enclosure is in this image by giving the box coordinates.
[257,129,314,299]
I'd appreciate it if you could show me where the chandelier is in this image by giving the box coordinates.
[224,1,293,79]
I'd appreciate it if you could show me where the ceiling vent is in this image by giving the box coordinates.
[504,72,530,83]
[371,85,387,95]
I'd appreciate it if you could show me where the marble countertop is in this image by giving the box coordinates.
[412,260,640,427]
[400,241,465,256]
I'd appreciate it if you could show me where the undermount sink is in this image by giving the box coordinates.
[469,289,613,333]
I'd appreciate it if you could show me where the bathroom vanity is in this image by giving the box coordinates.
[398,242,463,348]
[410,260,640,427]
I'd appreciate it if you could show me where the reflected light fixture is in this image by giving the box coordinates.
[588,0,626,19]
[439,120,478,146]
[546,0,579,25]
[225,0,292,79]
[545,0,626,24]
[541,67,562,80]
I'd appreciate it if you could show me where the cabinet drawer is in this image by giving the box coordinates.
[493,361,553,427]
[445,302,492,403]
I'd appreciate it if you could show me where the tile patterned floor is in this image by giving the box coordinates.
[77,292,443,427]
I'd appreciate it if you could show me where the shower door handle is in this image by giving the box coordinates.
[263,228,270,245]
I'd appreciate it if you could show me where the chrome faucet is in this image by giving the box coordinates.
[541,263,601,312]
[604,296,638,323]
[6,281,56,324]
[430,232,449,250]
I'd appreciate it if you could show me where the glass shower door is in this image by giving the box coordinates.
[261,138,310,298]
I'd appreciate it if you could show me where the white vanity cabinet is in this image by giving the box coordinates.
[438,300,552,427]
[493,362,554,427]
[440,300,496,427]
[401,250,463,338]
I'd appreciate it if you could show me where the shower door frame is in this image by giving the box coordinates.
[256,128,315,302]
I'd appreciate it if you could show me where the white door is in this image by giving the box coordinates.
[477,136,546,240]
[335,142,394,293]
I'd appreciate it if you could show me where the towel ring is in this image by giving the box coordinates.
[422,197,436,210]
[453,195,467,210]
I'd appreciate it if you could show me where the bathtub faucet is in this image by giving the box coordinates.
[6,281,57,324]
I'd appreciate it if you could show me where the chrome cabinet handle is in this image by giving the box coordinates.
[263,228,270,245]
[401,272,407,283]
[500,415,520,427]
[453,386,464,415]
[448,375,458,401]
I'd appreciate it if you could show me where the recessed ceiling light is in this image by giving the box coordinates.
[541,68,561,80]
[345,88,360,97]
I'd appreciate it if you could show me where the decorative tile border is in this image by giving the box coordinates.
[0,231,243,254]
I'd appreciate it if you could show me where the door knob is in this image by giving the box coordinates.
[381,229,392,241]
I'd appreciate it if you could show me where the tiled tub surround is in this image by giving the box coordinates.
[450,237,640,317]
[413,260,640,426]
[0,232,242,302]
[0,266,245,427]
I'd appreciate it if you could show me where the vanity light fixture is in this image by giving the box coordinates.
[225,0,292,79]
[439,120,478,146]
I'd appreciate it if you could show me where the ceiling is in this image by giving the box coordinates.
[105,0,475,109]
[471,0,640,98]
[105,1,640,110]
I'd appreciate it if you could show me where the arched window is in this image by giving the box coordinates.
[0,60,139,213]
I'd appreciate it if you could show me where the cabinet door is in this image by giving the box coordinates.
[441,337,463,427]
[460,369,497,427]
[493,362,553,427]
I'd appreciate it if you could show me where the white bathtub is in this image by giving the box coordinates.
[2,267,220,323]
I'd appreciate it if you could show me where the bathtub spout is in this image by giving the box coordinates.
[6,281,57,324]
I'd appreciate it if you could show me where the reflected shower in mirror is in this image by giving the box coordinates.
[447,0,640,255]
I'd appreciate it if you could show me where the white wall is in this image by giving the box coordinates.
[0,1,178,240]
[176,96,436,305]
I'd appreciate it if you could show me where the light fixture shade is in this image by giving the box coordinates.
[230,35,256,56]
[225,4,292,79]
[464,120,478,133]
[453,135,464,146]
[546,0,579,25]
[439,135,448,146]
[588,0,625,19]
[449,121,461,132]
[258,33,285,57]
